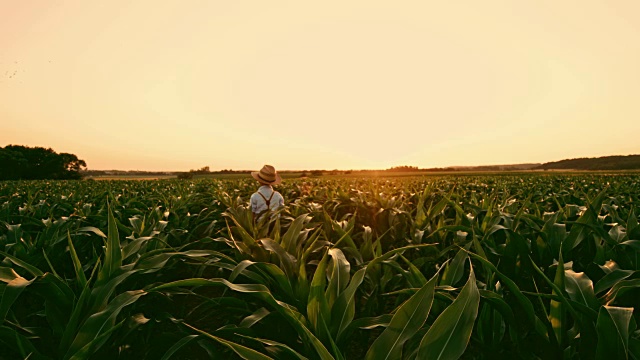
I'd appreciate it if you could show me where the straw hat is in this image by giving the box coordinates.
[251,165,282,185]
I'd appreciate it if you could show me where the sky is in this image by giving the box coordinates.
[1,1,639,171]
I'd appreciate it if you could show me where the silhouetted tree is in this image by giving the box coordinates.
[536,155,640,170]
[387,165,419,172]
[177,172,194,179]
[0,145,87,180]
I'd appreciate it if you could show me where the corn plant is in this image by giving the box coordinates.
[1,174,639,359]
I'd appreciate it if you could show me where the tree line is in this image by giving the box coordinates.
[535,155,640,170]
[0,145,86,180]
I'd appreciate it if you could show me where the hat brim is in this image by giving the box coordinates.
[251,171,282,185]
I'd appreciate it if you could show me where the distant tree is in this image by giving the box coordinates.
[58,153,87,178]
[536,155,640,171]
[177,172,194,179]
[0,145,87,180]
[387,165,419,172]
[0,147,28,179]
[187,166,211,174]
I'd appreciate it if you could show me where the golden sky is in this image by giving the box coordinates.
[1,1,639,171]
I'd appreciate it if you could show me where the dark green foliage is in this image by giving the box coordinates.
[537,154,640,170]
[0,145,87,180]
[0,174,639,359]
[177,172,195,179]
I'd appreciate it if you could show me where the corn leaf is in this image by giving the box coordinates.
[416,261,480,360]
[595,306,633,360]
[365,267,439,360]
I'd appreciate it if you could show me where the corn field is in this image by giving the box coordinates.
[1,175,639,359]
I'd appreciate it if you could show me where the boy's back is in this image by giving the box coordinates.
[250,185,284,214]
[250,165,284,218]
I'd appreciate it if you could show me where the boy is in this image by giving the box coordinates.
[250,165,284,220]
